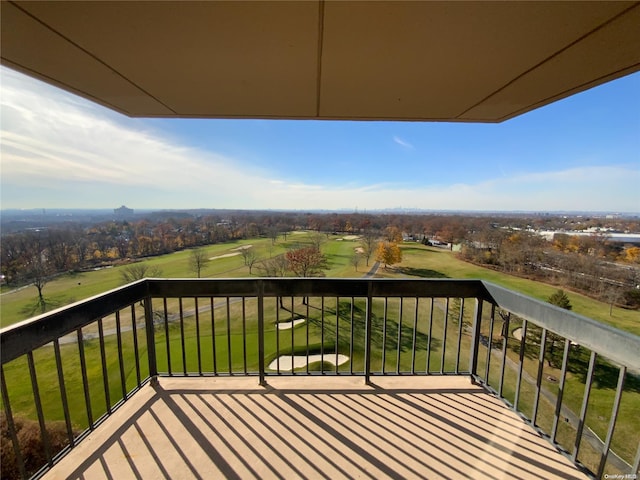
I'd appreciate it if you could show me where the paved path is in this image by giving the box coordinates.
[362,261,380,278]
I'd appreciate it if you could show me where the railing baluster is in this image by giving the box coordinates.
[498,312,510,397]
[242,297,247,375]
[350,296,355,375]
[1,366,27,479]
[364,281,373,383]
[633,441,640,476]
[469,298,483,378]
[195,297,202,375]
[257,283,265,385]
[573,350,597,462]
[211,297,217,375]
[290,296,295,375]
[551,338,571,444]
[144,297,157,381]
[597,366,626,478]
[335,296,340,374]
[513,319,527,411]
[427,298,435,374]
[382,297,388,373]
[411,297,418,375]
[27,351,52,466]
[441,298,449,374]
[306,298,310,375]
[53,339,74,448]
[115,311,127,399]
[532,328,547,426]
[226,297,232,375]
[179,298,186,375]
[484,304,495,383]
[144,296,158,382]
[162,298,171,375]
[97,318,111,414]
[396,297,403,374]
[455,298,464,374]
[77,328,94,428]
[131,305,141,385]
[321,296,325,374]
[276,299,280,373]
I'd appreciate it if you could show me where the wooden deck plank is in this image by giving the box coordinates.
[42,376,587,480]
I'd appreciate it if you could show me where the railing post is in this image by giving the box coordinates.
[364,281,373,384]
[258,280,266,386]
[469,298,484,380]
[144,295,158,384]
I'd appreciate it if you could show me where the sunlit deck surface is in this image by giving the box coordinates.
[42,376,586,480]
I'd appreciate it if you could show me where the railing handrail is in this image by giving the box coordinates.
[3,278,639,371]
[481,281,640,371]
[0,280,149,364]
[144,277,487,298]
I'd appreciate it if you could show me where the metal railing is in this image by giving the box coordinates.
[1,278,639,479]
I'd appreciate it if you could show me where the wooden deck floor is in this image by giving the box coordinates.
[42,376,587,480]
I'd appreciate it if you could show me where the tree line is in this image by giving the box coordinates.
[2,210,639,312]
[459,227,640,310]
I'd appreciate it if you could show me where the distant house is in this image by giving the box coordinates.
[114,205,134,218]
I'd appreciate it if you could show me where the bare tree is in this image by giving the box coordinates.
[240,246,258,274]
[18,232,53,314]
[310,232,325,251]
[24,250,52,314]
[603,283,623,316]
[258,254,288,307]
[121,263,162,284]
[267,226,279,245]
[350,252,362,272]
[262,255,286,277]
[361,230,378,267]
[189,248,209,278]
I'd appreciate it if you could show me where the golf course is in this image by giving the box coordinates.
[1,231,638,476]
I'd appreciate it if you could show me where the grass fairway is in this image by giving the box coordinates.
[389,244,640,336]
[0,233,365,328]
[3,237,636,334]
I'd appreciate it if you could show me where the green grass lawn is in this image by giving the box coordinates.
[388,244,640,336]
[3,237,637,334]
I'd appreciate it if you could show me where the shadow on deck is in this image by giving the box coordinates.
[42,376,587,480]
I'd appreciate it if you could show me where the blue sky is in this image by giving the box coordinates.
[1,66,639,213]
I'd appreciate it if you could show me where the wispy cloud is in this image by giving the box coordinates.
[1,67,638,212]
[393,135,414,150]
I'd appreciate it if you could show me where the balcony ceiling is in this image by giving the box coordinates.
[2,1,639,122]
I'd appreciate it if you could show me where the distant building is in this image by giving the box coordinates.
[114,205,134,218]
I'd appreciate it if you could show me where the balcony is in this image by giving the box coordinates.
[1,278,639,479]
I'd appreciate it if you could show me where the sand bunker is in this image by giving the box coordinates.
[512,327,523,340]
[209,252,241,260]
[355,247,364,253]
[209,245,253,260]
[343,235,359,240]
[276,319,306,330]
[268,354,350,371]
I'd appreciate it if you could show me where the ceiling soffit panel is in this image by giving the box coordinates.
[319,1,637,121]
[3,0,640,122]
[0,1,173,115]
[16,1,321,117]
[460,4,640,121]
